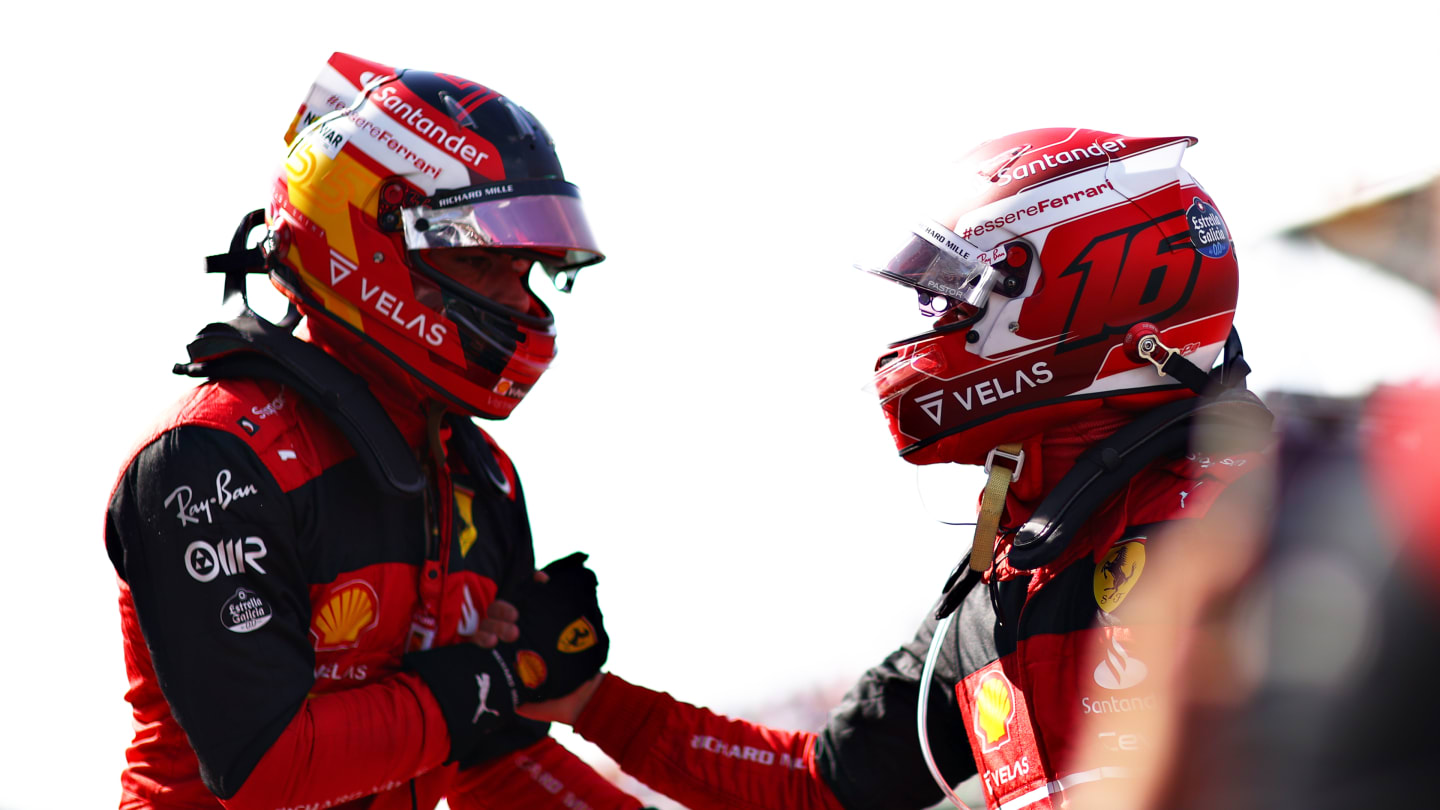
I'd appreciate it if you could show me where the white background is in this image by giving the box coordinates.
[1,1,1438,806]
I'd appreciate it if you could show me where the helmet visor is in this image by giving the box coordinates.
[400,179,604,273]
[862,220,1008,298]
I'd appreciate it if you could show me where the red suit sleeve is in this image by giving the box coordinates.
[448,735,644,810]
[223,673,450,809]
[574,675,848,810]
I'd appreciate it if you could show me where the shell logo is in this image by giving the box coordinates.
[516,649,548,690]
[1094,539,1146,613]
[312,580,380,650]
[974,670,1016,753]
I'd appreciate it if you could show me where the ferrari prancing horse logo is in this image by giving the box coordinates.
[1094,539,1146,613]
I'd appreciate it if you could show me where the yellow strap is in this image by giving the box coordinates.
[970,443,1023,571]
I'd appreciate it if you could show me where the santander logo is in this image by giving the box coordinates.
[371,85,491,169]
[1093,634,1149,691]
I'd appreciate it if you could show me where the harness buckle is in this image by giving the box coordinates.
[984,446,1025,481]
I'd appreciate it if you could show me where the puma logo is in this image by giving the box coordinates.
[473,674,499,723]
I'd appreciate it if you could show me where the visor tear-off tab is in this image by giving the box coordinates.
[971,443,1024,571]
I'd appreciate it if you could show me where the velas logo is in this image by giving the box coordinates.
[358,276,448,347]
[973,670,1016,753]
[1093,539,1146,613]
[557,618,598,653]
[1186,197,1231,259]
[329,249,357,287]
[312,581,380,650]
[1093,633,1149,691]
[914,362,1056,427]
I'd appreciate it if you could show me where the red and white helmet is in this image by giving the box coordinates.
[267,53,603,419]
[866,128,1238,465]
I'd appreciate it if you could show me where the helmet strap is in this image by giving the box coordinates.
[1125,324,1251,396]
[970,443,1024,571]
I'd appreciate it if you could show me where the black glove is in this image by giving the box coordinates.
[501,552,610,702]
[402,644,520,763]
[402,553,607,761]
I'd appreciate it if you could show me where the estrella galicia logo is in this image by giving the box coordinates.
[221,587,273,633]
[237,417,258,436]
[1186,196,1231,259]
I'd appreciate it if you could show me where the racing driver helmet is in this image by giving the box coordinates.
[267,52,603,419]
[865,128,1239,466]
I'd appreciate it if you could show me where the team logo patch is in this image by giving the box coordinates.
[556,618,597,653]
[312,581,380,650]
[1094,539,1146,613]
[1186,196,1231,259]
[1094,633,1149,690]
[185,537,268,582]
[222,588,273,633]
[974,670,1016,753]
[516,649,548,690]
[455,486,478,558]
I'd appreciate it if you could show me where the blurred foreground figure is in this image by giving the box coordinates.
[1136,387,1440,810]
[104,53,635,809]
[523,129,1277,809]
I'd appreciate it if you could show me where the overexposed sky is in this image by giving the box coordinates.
[2,2,1438,806]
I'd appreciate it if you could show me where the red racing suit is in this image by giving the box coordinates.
[568,409,1265,810]
[106,369,641,810]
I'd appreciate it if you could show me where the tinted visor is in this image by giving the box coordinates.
[401,179,604,275]
[863,220,1005,300]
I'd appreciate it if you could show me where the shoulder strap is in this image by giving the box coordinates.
[445,414,513,497]
[1007,388,1274,571]
[173,312,426,498]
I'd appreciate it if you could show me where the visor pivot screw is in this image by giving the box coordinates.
[1003,277,1020,292]
[372,251,385,263]
[1123,322,1173,376]
[1123,321,1162,364]
[379,212,399,231]
[966,330,980,344]
[1008,321,1020,333]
